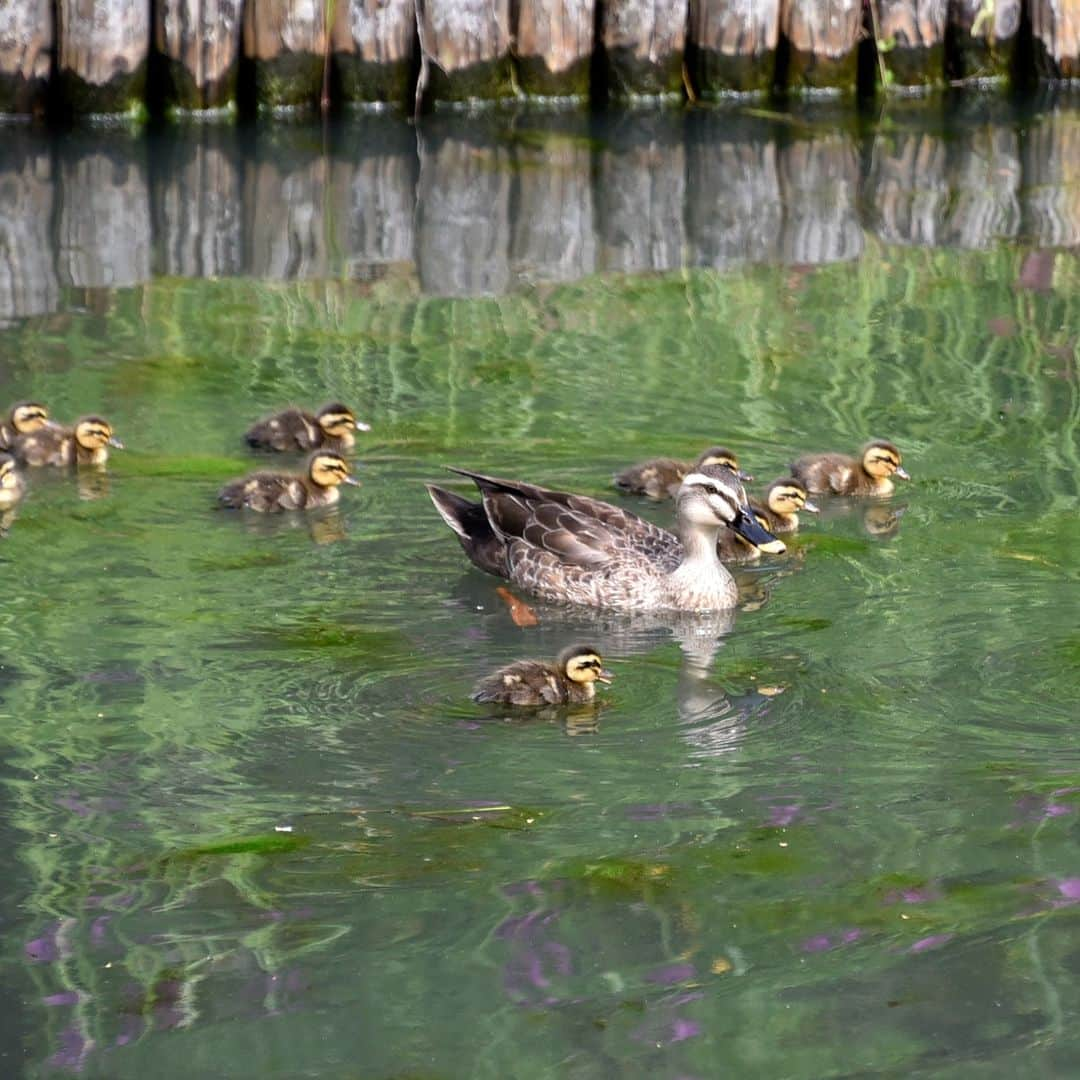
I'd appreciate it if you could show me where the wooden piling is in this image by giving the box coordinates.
[942,124,1020,246]
[688,0,780,95]
[1030,0,1080,79]
[1021,109,1080,248]
[155,0,244,110]
[779,0,862,92]
[332,0,416,105]
[865,130,948,244]
[946,0,1021,81]
[57,0,150,114]
[515,0,594,97]
[242,0,327,109]
[0,0,52,114]
[417,0,514,105]
[872,0,947,87]
[601,0,687,97]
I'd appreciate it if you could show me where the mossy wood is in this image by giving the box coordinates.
[57,0,149,113]
[242,0,327,108]
[875,0,947,87]
[0,0,51,114]
[332,0,416,105]
[601,0,687,96]
[1030,0,1080,78]
[688,0,780,95]
[946,0,1021,80]
[516,0,594,97]
[779,0,861,91]
[419,0,514,103]
[155,0,243,109]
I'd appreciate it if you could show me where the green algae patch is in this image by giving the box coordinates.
[165,833,312,863]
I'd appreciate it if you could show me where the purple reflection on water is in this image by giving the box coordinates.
[767,804,802,827]
[90,916,111,947]
[625,803,696,822]
[57,794,93,818]
[26,920,69,964]
[646,963,695,986]
[46,1026,92,1072]
[1056,878,1080,901]
[43,991,81,1007]
[884,885,940,905]
[801,929,863,953]
[909,934,954,953]
[114,1013,144,1047]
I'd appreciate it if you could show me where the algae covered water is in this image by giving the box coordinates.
[0,99,1078,1077]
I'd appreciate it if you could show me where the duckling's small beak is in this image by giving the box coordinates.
[731,506,786,555]
[596,669,614,684]
[738,469,754,482]
[108,436,125,449]
[802,499,820,513]
[354,420,372,432]
[342,475,361,486]
[895,466,910,481]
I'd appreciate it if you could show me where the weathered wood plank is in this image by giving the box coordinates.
[416,126,511,294]
[243,0,327,109]
[516,0,594,96]
[0,0,52,114]
[780,0,861,92]
[1021,110,1080,248]
[509,119,596,283]
[689,0,779,94]
[777,135,863,263]
[601,0,687,96]
[56,140,151,287]
[418,0,514,103]
[685,116,782,266]
[942,125,1020,246]
[596,114,685,273]
[865,131,947,244]
[1030,0,1080,79]
[0,138,59,324]
[874,0,946,87]
[155,0,244,110]
[57,0,150,113]
[946,0,1020,80]
[151,131,244,278]
[332,0,416,105]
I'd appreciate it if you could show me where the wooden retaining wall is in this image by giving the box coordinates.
[1,0,1080,114]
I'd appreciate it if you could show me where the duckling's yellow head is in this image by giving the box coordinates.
[0,452,20,489]
[10,401,49,434]
[766,478,819,515]
[74,417,123,451]
[307,451,359,489]
[862,440,908,481]
[559,645,613,685]
[696,446,753,482]
[316,403,369,437]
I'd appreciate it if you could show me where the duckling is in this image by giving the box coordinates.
[0,401,50,451]
[218,450,359,512]
[427,463,784,612]
[750,478,819,534]
[614,446,752,500]
[473,644,613,706]
[244,403,369,453]
[792,440,909,496]
[13,416,123,467]
[0,453,26,510]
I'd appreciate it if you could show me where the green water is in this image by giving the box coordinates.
[1,101,1079,1078]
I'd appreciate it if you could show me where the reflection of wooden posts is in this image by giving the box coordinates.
[0,0,52,114]
[779,0,862,91]
[416,129,512,295]
[778,136,863,263]
[0,139,59,324]
[601,0,687,96]
[57,0,150,113]
[865,132,947,245]
[516,0,594,96]
[596,116,685,273]
[1031,0,1080,78]
[418,0,514,104]
[942,126,1020,247]
[946,0,1020,80]
[56,141,152,287]
[332,0,416,105]
[688,0,779,94]
[1021,111,1080,248]
[242,0,327,108]
[873,0,946,87]
[155,0,243,109]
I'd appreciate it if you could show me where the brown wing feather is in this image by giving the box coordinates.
[245,408,319,452]
[13,425,70,467]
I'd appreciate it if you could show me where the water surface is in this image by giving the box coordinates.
[1,98,1079,1078]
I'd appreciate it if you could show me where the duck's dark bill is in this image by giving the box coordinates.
[732,508,786,554]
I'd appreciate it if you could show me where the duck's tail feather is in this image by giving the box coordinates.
[426,483,509,579]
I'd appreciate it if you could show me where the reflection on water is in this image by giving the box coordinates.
[1,97,1079,1080]
[3,97,1080,323]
